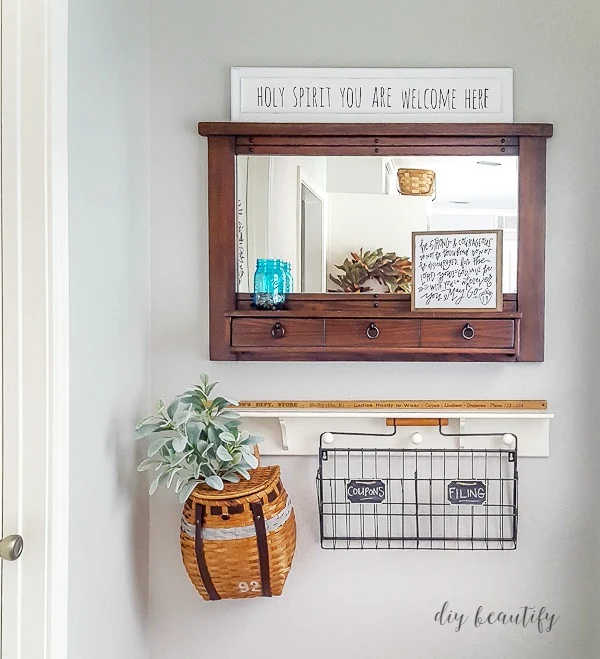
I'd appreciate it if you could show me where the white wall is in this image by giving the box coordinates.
[326,156,385,193]
[149,1,600,658]
[68,1,150,658]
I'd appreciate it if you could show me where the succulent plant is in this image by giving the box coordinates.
[135,374,262,502]
[328,248,412,293]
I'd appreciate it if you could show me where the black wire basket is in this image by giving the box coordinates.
[317,429,518,550]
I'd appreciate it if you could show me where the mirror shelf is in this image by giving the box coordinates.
[198,122,552,137]
[198,122,552,363]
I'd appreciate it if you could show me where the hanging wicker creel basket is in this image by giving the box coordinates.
[397,168,436,196]
[180,465,296,600]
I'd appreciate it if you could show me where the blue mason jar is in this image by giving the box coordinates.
[283,262,294,293]
[253,259,286,310]
[273,259,293,294]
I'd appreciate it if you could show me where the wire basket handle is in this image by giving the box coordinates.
[437,420,517,452]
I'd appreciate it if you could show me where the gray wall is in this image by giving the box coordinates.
[68,1,150,657]
[149,1,600,657]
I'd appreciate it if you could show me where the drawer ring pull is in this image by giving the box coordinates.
[366,323,380,340]
[462,323,475,340]
[271,322,285,339]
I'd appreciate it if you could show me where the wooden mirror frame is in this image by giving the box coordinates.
[198,122,553,362]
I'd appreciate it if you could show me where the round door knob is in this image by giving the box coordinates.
[366,322,380,339]
[271,322,285,339]
[0,534,24,561]
[462,323,475,340]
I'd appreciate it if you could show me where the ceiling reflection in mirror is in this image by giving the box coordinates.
[236,155,518,294]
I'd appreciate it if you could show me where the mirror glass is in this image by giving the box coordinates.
[236,155,518,294]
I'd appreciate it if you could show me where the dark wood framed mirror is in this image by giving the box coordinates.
[198,122,552,362]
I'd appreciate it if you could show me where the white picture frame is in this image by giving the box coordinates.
[411,230,503,311]
[231,67,513,123]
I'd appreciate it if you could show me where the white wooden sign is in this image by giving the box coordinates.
[231,67,513,123]
[411,230,503,311]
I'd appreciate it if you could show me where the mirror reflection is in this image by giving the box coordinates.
[236,155,518,294]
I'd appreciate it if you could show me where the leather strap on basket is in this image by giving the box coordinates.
[250,501,272,597]
[195,504,220,601]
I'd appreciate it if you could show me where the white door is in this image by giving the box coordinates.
[297,169,328,292]
[1,0,69,658]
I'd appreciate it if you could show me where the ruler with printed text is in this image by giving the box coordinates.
[236,400,548,411]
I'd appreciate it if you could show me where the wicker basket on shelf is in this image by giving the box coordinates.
[397,168,436,196]
[180,465,296,600]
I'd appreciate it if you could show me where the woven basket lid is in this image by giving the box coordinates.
[189,466,281,505]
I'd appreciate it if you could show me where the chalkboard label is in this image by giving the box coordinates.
[346,479,386,504]
[447,480,487,505]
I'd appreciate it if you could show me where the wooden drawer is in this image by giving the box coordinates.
[420,319,515,349]
[231,318,325,347]
[325,319,420,348]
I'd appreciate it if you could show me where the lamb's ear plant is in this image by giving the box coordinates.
[135,374,263,502]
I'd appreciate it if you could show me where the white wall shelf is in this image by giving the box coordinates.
[237,405,553,457]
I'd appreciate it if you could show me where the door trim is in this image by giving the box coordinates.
[1,0,69,658]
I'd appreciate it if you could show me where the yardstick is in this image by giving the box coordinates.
[236,400,547,411]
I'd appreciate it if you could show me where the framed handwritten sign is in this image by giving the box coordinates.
[411,230,503,311]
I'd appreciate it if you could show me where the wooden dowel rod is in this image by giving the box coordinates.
[385,418,449,427]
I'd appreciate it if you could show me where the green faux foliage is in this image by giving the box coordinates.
[328,248,412,294]
[135,374,263,502]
